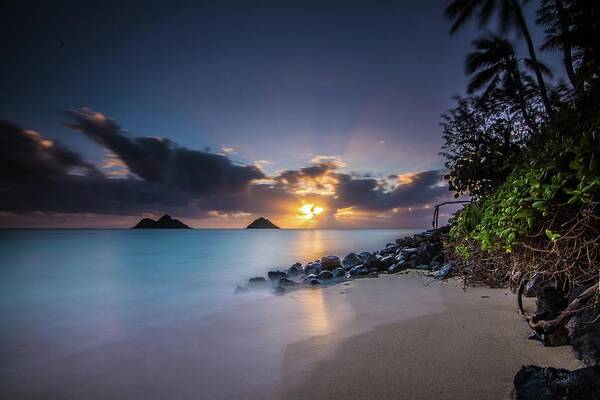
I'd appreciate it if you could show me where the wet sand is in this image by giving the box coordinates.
[281,275,581,400]
[2,274,580,399]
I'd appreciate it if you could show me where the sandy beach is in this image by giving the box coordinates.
[281,274,581,400]
[2,273,580,400]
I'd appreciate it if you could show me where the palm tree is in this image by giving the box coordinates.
[465,35,540,132]
[445,0,553,116]
[537,0,578,91]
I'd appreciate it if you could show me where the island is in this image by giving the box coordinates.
[245,217,279,229]
[132,214,191,229]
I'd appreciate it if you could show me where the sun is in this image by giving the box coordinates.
[299,203,324,221]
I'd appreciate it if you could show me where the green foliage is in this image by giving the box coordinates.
[454,244,471,259]
[450,119,600,252]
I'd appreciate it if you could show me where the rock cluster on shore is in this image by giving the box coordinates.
[236,228,454,295]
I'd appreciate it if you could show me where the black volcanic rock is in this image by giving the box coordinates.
[132,215,191,229]
[245,217,279,229]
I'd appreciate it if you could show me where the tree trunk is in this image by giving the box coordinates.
[513,0,553,116]
[512,67,539,134]
[554,0,579,91]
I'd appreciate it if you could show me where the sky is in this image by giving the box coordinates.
[0,0,558,228]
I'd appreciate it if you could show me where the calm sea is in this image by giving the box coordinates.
[0,228,418,371]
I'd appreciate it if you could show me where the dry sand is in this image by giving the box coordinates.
[281,274,581,400]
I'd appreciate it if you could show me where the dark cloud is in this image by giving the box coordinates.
[0,119,96,180]
[0,111,263,217]
[334,170,447,211]
[66,109,264,194]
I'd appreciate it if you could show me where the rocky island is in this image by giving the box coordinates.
[132,214,191,229]
[245,217,279,229]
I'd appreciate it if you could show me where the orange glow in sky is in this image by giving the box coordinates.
[298,203,324,221]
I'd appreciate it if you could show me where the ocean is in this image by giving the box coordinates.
[0,228,418,380]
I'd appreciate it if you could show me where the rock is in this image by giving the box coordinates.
[415,264,431,270]
[287,264,302,277]
[432,254,443,264]
[394,254,406,263]
[320,255,341,271]
[368,271,378,278]
[386,243,399,252]
[513,365,600,400]
[568,293,600,365]
[364,254,383,270]
[234,285,249,294]
[387,264,402,274]
[332,267,346,279]
[358,251,372,262]
[245,217,280,229]
[349,265,369,276]
[305,262,322,275]
[248,276,267,288]
[132,214,191,229]
[342,252,363,270]
[317,270,334,280]
[308,279,320,286]
[379,247,395,256]
[380,255,395,268]
[402,248,419,256]
[268,270,288,281]
[435,263,454,279]
[278,278,297,287]
[303,274,318,283]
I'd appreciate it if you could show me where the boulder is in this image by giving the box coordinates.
[287,265,302,277]
[514,365,600,400]
[303,274,318,283]
[320,255,341,271]
[364,254,383,270]
[268,270,288,281]
[332,267,346,279]
[248,276,267,287]
[278,278,298,287]
[342,252,363,270]
[349,265,369,276]
[380,255,395,268]
[358,251,372,262]
[317,270,334,280]
[415,264,431,270]
[387,264,402,274]
[305,262,322,275]
[402,248,419,256]
[385,243,399,252]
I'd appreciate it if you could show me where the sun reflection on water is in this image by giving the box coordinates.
[297,288,332,336]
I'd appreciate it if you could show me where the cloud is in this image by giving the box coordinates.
[1,111,455,227]
[66,109,264,194]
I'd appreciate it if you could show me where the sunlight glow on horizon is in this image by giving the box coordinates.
[298,203,324,222]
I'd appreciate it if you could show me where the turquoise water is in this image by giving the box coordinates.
[0,228,417,371]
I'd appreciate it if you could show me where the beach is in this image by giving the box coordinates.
[282,274,581,399]
[3,271,580,399]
